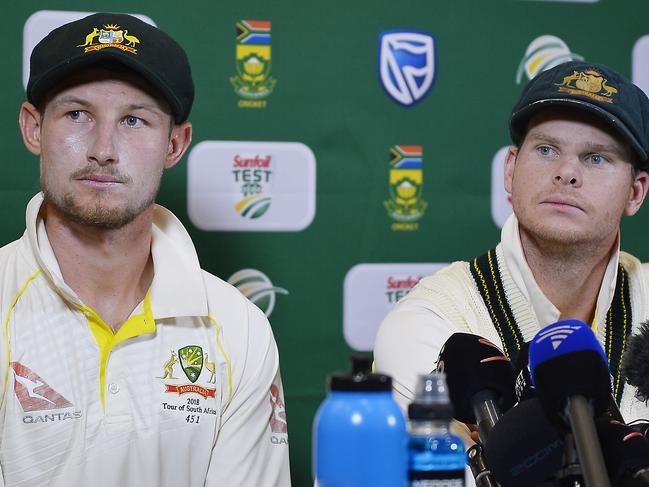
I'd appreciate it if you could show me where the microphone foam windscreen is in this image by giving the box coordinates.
[621,320,649,402]
[484,398,564,487]
[513,341,535,403]
[530,321,611,424]
[595,418,649,483]
[437,333,515,423]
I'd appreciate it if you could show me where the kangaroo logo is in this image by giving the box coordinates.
[158,351,179,380]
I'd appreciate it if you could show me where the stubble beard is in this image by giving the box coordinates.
[41,169,161,230]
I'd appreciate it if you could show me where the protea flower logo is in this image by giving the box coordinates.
[227,269,288,316]
[515,35,583,84]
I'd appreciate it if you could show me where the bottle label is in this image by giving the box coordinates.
[409,470,464,487]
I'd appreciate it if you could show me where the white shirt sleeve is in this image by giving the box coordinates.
[374,297,463,410]
[206,303,291,486]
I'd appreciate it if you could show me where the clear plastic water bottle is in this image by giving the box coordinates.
[408,373,466,486]
[313,356,408,486]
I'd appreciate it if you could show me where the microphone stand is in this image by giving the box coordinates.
[467,444,498,487]
[566,396,610,487]
[554,432,584,487]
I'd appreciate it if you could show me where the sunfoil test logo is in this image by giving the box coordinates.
[516,35,583,84]
[233,154,272,219]
[228,269,288,317]
[230,20,276,108]
[343,263,445,350]
[384,145,427,231]
[187,141,316,232]
[378,30,435,106]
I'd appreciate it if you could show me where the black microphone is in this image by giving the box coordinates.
[437,333,516,445]
[529,320,611,487]
[513,341,535,403]
[622,320,649,403]
[596,418,649,486]
[483,397,564,487]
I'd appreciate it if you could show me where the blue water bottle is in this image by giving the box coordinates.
[313,356,408,486]
[408,373,466,486]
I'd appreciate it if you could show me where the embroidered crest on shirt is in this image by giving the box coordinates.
[159,345,216,400]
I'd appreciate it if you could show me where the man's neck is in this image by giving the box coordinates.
[43,204,155,333]
[519,228,617,324]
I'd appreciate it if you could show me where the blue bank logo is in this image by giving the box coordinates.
[378,30,435,106]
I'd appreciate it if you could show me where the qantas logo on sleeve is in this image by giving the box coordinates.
[10,362,73,411]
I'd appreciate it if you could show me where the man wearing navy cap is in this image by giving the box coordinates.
[0,13,291,486]
[375,61,649,427]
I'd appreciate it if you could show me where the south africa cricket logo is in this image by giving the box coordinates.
[230,20,276,108]
[178,346,204,383]
[384,145,427,231]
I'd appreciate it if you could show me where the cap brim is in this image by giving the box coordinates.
[29,50,183,122]
[510,98,648,163]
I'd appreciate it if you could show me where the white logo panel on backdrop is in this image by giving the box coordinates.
[187,141,316,231]
[23,10,155,90]
[491,146,512,229]
[343,263,446,351]
[632,36,649,98]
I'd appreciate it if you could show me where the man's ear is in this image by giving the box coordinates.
[625,169,649,216]
[165,121,192,169]
[504,145,518,194]
[19,102,43,156]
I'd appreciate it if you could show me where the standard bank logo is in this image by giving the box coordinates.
[343,263,445,351]
[22,10,155,89]
[378,30,435,106]
[228,269,288,317]
[187,141,316,231]
[515,35,583,84]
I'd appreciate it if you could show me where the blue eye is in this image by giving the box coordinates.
[589,154,605,165]
[125,116,140,127]
[68,111,82,121]
[537,145,556,157]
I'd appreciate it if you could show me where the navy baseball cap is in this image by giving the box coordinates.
[27,13,194,123]
[510,61,649,169]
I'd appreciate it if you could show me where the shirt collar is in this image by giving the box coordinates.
[501,213,620,330]
[26,193,208,319]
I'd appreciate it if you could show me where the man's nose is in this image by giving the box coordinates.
[553,156,582,187]
[87,122,118,165]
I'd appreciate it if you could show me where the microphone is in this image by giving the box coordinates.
[483,398,564,487]
[437,333,516,445]
[622,321,649,403]
[529,320,611,487]
[596,418,649,486]
[513,341,535,403]
[517,339,625,423]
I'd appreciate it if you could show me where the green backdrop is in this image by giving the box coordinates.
[3,2,649,485]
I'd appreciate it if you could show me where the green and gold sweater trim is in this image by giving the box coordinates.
[469,248,632,403]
